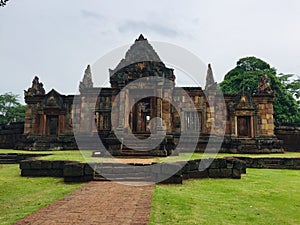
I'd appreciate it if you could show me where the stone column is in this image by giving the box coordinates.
[156,88,164,134]
[80,96,89,133]
[118,91,125,129]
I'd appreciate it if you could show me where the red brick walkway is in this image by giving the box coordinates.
[14,182,154,225]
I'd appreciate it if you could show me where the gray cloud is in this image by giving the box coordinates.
[118,20,179,37]
[80,9,104,20]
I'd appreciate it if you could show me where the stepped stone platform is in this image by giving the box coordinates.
[0,153,49,164]
[20,157,247,184]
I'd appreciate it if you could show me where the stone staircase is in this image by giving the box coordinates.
[120,134,167,156]
[0,154,19,164]
[93,163,153,182]
[0,153,48,164]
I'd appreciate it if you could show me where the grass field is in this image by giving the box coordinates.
[150,169,300,225]
[0,164,83,225]
[1,149,300,224]
[1,149,300,163]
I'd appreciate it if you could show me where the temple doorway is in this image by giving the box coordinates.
[130,98,152,133]
[237,116,251,138]
[47,115,59,136]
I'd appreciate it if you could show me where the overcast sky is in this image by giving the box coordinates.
[1,0,300,103]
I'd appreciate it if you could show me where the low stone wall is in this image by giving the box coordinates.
[20,160,77,177]
[180,158,246,182]
[20,158,246,184]
[0,153,48,164]
[275,126,300,152]
[0,122,24,149]
[235,157,300,169]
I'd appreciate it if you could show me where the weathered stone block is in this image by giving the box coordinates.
[64,163,84,177]
[19,160,31,170]
[233,160,246,170]
[182,173,190,179]
[294,159,300,166]
[187,160,199,171]
[198,159,211,171]
[64,175,93,183]
[232,169,241,179]
[151,164,161,174]
[99,167,113,174]
[218,159,227,168]
[159,175,183,184]
[41,160,52,169]
[21,169,34,177]
[161,163,182,176]
[187,170,208,179]
[177,161,190,173]
[30,160,42,170]
[219,168,232,178]
[209,160,219,169]
[208,169,220,178]
[21,169,62,177]
[52,160,67,169]
[84,163,95,175]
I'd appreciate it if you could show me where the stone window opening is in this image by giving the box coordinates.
[184,111,201,131]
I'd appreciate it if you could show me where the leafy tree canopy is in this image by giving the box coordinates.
[0,93,25,124]
[220,56,300,122]
[0,0,9,7]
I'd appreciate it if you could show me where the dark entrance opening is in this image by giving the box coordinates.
[131,98,151,133]
[47,115,59,136]
[237,116,251,138]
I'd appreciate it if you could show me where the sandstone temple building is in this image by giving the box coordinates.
[19,35,283,155]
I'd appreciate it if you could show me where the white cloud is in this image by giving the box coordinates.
[0,0,300,104]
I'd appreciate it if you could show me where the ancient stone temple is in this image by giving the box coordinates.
[19,35,283,155]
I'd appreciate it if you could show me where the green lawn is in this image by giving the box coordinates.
[0,149,92,162]
[1,149,300,163]
[0,164,83,225]
[159,152,300,163]
[150,169,300,225]
[1,149,300,224]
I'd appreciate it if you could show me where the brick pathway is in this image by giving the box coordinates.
[14,181,154,225]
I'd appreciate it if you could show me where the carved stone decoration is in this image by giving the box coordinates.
[110,34,162,76]
[233,91,255,110]
[24,76,46,96]
[79,65,94,92]
[205,64,217,90]
[109,35,175,88]
[257,75,274,95]
[43,89,64,109]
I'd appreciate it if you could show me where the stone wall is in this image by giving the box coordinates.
[20,160,77,177]
[20,158,246,184]
[235,157,300,169]
[275,126,300,152]
[0,153,48,164]
[0,122,24,149]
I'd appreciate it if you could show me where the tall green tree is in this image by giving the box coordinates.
[220,56,300,122]
[0,93,25,124]
[279,74,300,108]
[0,0,9,7]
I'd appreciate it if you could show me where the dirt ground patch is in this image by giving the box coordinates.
[14,181,154,225]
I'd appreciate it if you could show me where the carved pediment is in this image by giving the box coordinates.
[233,91,256,110]
[42,89,64,109]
